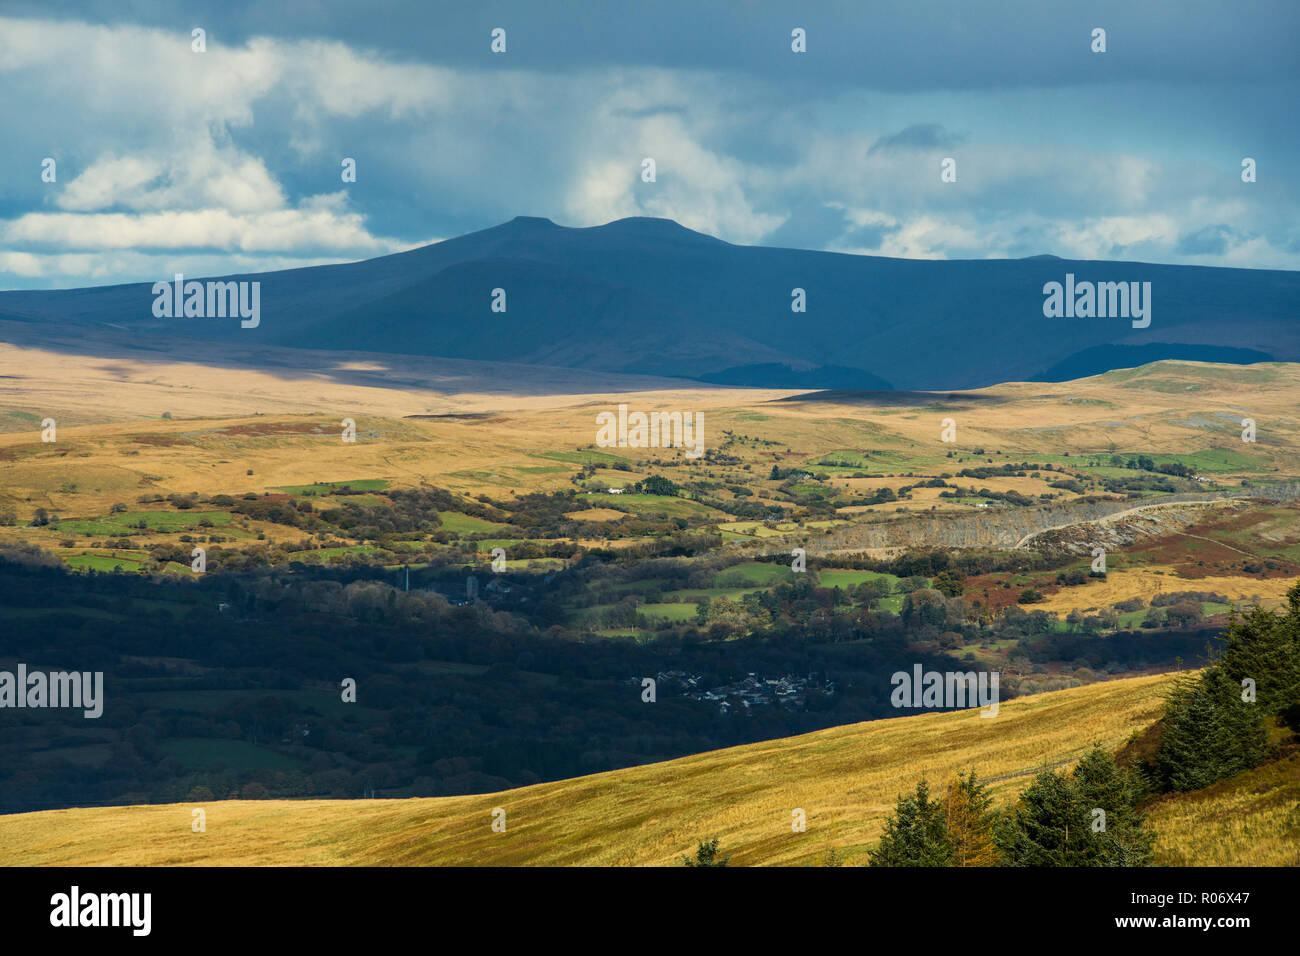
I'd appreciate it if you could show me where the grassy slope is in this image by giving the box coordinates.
[1,672,1215,867]
[1146,750,1300,866]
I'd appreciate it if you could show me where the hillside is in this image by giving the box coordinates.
[1,217,1297,390]
[7,671,1283,867]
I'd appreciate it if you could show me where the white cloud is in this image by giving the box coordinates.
[6,195,403,254]
[0,14,1296,290]
[57,136,286,214]
[565,99,782,242]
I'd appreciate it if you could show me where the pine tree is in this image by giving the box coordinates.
[868,778,953,866]
[997,749,1157,866]
[1155,581,1299,791]
[1157,669,1268,791]
[1217,586,1300,722]
[683,838,729,867]
[995,769,1098,866]
[1071,745,1155,866]
[943,769,997,866]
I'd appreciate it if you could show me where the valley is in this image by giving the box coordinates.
[1,343,1298,852]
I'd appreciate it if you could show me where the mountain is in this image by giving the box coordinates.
[1,216,1296,390]
[1030,343,1277,382]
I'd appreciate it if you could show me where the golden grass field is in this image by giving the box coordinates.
[7,671,1289,867]
[0,347,1295,626]
[2,345,1298,518]
[1146,752,1300,867]
[3,347,1296,610]
[1032,568,1296,615]
[0,349,1293,533]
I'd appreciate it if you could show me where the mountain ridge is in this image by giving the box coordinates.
[0,216,1295,390]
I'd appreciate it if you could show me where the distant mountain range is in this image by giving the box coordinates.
[1,216,1296,390]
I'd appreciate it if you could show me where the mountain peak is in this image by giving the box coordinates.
[593,216,724,243]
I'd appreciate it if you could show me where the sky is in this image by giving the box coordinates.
[0,0,1297,290]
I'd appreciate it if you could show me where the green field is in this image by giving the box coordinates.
[61,552,149,571]
[714,562,794,587]
[159,738,308,771]
[474,537,525,551]
[638,602,699,622]
[273,479,391,495]
[287,545,387,563]
[437,512,512,535]
[52,510,233,535]
[663,587,765,602]
[817,569,901,590]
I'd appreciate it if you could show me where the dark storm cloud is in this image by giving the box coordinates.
[867,124,966,155]
[16,0,1299,91]
[1,0,1297,287]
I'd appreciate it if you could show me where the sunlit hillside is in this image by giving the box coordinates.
[5,672,1261,867]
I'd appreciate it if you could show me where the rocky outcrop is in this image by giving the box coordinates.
[797,484,1299,555]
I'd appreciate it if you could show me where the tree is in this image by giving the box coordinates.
[933,571,964,597]
[995,768,1097,866]
[854,578,891,608]
[868,778,952,866]
[1216,588,1300,722]
[637,475,680,497]
[1156,669,1268,791]
[997,749,1155,866]
[683,838,729,867]
[943,770,997,866]
[1070,746,1155,866]
[1165,600,1203,627]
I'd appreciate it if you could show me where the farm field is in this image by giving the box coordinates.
[1029,568,1295,615]
[3,0,1297,893]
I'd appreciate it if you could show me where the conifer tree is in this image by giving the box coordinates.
[868,778,953,866]
[1071,745,1155,866]
[995,768,1096,866]
[1157,669,1268,791]
[943,769,997,866]
[683,837,729,867]
[1216,585,1300,723]
[996,749,1156,866]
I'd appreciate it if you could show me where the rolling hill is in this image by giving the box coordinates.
[1,216,1296,390]
[3,672,1292,867]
